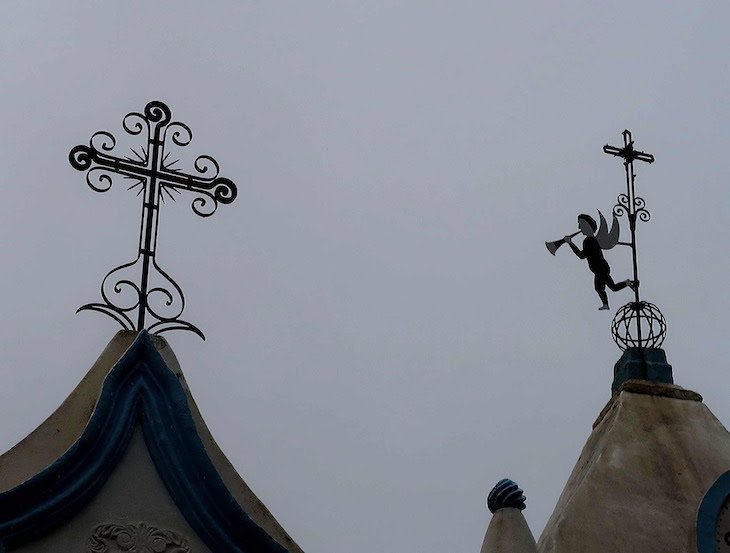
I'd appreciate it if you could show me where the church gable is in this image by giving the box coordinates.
[0,332,291,553]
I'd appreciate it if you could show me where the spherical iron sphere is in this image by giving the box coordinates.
[611,301,666,350]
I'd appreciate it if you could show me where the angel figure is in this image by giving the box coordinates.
[565,212,637,310]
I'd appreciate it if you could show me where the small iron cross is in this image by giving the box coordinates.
[69,100,237,339]
[603,130,655,343]
[603,130,654,236]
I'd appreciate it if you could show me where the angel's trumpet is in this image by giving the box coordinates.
[545,231,581,255]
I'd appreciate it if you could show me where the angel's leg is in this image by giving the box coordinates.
[605,274,629,292]
[594,274,609,307]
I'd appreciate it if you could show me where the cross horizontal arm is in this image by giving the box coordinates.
[90,150,151,178]
[603,145,623,156]
[73,143,237,201]
[83,146,230,189]
[160,174,238,207]
[158,168,228,193]
[603,144,655,164]
[633,150,655,163]
[69,144,153,182]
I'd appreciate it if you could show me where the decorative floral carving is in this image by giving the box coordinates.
[88,522,191,553]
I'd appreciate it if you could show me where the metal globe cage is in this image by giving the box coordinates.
[611,301,667,351]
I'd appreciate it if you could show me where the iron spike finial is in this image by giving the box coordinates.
[69,100,238,340]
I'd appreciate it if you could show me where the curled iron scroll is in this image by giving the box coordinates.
[613,193,651,223]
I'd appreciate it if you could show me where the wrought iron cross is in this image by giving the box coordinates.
[603,130,655,344]
[69,100,237,339]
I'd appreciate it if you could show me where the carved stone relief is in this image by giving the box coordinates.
[88,522,191,553]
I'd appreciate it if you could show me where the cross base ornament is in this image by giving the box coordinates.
[69,101,237,340]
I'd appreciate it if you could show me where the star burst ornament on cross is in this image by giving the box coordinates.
[69,101,237,340]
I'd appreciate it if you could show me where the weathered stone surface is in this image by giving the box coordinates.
[152,335,304,553]
[12,430,210,553]
[0,331,137,492]
[538,388,730,553]
[594,379,702,429]
[480,508,537,553]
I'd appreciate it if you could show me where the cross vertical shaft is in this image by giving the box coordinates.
[137,118,165,331]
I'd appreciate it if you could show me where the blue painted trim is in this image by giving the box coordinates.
[697,470,730,553]
[0,332,287,553]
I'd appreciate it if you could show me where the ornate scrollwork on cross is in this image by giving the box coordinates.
[88,522,191,553]
[69,100,238,339]
[613,192,651,223]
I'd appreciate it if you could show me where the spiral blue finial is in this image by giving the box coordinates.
[487,478,526,513]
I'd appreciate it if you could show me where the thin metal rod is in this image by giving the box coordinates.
[623,156,642,343]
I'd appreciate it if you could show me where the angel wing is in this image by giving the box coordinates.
[596,210,620,250]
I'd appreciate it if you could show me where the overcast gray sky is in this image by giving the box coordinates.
[0,2,728,552]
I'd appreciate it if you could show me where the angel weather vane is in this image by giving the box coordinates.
[547,210,633,310]
[546,130,667,350]
[69,100,237,340]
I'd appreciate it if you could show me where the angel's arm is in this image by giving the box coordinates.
[567,240,586,259]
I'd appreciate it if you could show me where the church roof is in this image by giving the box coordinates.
[0,331,303,553]
[537,377,730,553]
